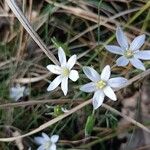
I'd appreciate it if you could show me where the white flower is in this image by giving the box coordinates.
[34,133,59,150]
[10,84,30,101]
[47,47,79,95]
[80,65,127,110]
[105,27,150,71]
[61,107,69,113]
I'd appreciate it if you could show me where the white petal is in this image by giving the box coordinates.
[10,85,25,101]
[50,144,56,150]
[83,67,100,82]
[61,77,68,95]
[34,137,44,145]
[46,65,61,74]
[10,88,24,101]
[116,26,128,49]
[116,56,129,66]
[101,65,111,81]
[42,133,50,141]
[130,58,145,71]
[47,76,62,91]
[69,70,79,81]
[80,82,96,93]
[67,55,77,69]
[92,90,105,110]
[108,77,128,88]
[103,86,117,101]
[130,34,145,51]
[50,135,59,143]
[58,47,66,66]
[134,50,150,60]
[37,145,45,150]
[61,107,69,113]
[105,45,124,55]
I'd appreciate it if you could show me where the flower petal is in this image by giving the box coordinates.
[37,145,45,150]
[105,45,124,55]
[130,58,145,71]
[101,65,111,81]
[83,67,100,82]
[67,55,77,69]
[134,50,150,60]
[61,77,68,95]
[108,77,128,88]
[116,26,128,49]
[103,86,117,101]
[50,144,56,150]
[61,107,69,113]
[69,70,79,81]
[92,90,105,110]
[10,86,25,101]
[51,135,59,143]
[80,82,96,93]
[47,76,62,91]
[46,65,61,74]
[42,133,50,141]
[58,47,66,66]
[34,137,45,145]
[130,34,145,51]
[116,56,129,66]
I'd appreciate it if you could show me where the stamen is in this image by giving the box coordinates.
[44,141,51,149]
[96,80,107,89]
[62,67,70,77]
[124,50,133,58]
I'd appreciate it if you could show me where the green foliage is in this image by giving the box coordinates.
[85,114,95,136]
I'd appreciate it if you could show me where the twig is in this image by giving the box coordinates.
[0,99,83,108]
[102,104,150,133]
[14,73,51,83]
[0,69,149,142]
[6,0,59,65]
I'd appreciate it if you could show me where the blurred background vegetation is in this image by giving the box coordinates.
[0,0,150,149]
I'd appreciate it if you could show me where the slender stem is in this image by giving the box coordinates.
[6,0,59,65]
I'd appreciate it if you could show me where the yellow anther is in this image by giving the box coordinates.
[124,50,133,58]
[44,141,51,149]
[96,80,106,89]
[62,67,70,77]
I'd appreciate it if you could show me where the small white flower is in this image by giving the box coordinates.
[105,27,150,71]
[34,133,59,150]
[47,47,79,95]
[10,84,30,101]
[80,65,127,110]
[61,107,69,113]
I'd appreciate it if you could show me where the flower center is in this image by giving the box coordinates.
[96,80,107,89]
[124,50,134,58]
[62,67,70,77]
[44,141,51,149]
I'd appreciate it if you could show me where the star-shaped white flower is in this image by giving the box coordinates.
[47,47,79,95]
[10,84,30,101]
[34,133,59,150]
[80,65,127,109]
[105,27,150,71]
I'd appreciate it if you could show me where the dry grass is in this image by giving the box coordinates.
[0,0,150,149]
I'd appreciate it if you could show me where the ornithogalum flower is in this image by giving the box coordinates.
[80,65,127,109]
[105,27,150,70]
[47,47,79,95]
[10,84,30,101]
[34,133,59,150]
